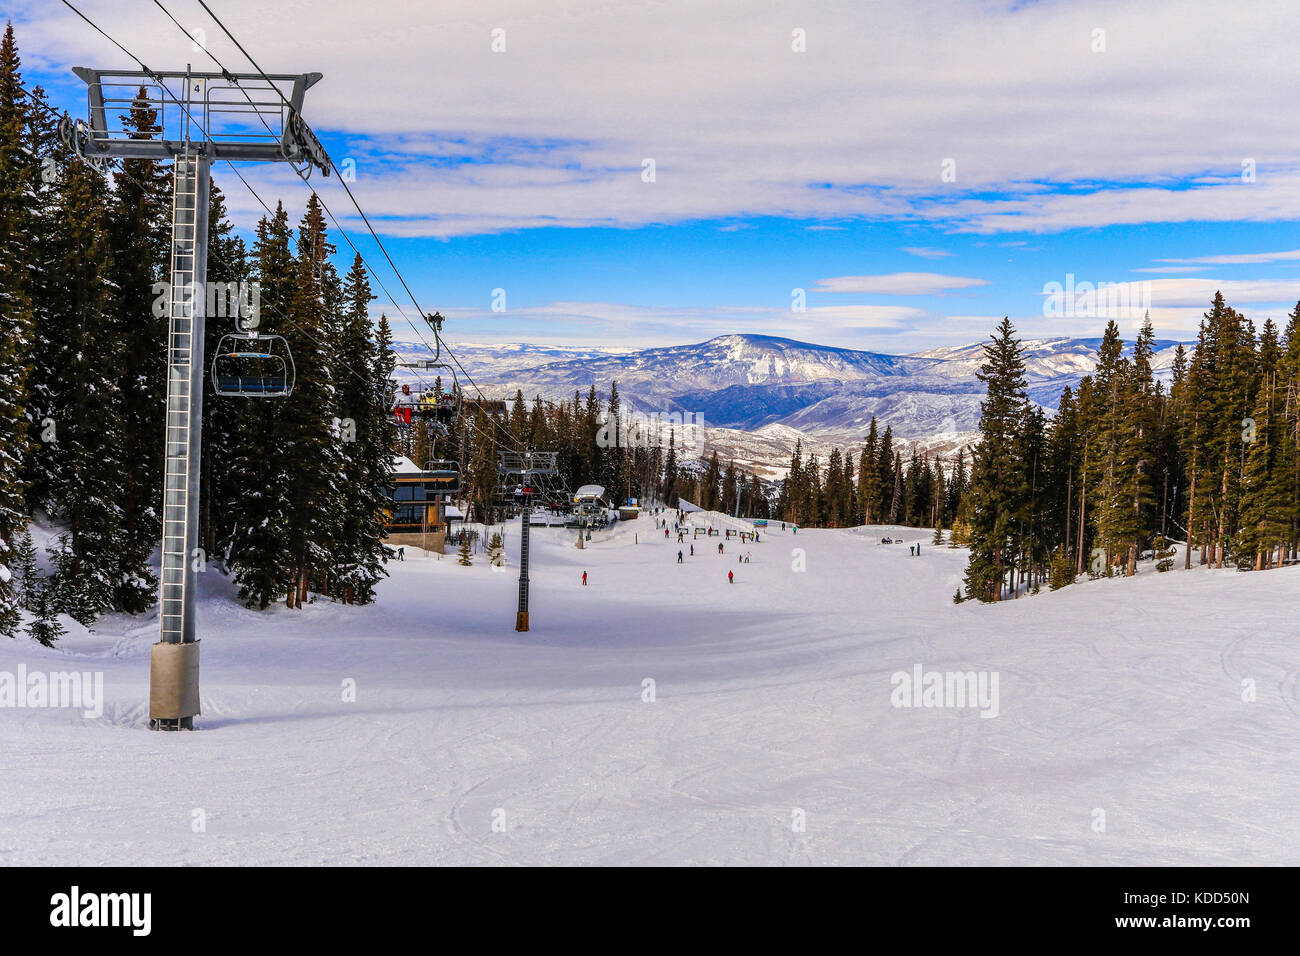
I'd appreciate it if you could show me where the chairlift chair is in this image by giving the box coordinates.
[423,459,461,496]
[212,332,295,398]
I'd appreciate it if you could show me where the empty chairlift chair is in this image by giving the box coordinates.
[212,333,296,398]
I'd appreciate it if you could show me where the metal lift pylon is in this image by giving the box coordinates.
[62,66,330,729]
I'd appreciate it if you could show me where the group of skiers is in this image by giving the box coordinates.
[582,508,767,587]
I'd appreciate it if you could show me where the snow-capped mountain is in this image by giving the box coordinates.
[397,332,1190,469]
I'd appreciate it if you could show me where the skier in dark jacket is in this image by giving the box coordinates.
[677,550,683,563]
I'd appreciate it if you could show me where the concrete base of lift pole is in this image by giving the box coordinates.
[148,639,201,731]
[515,611,529,632]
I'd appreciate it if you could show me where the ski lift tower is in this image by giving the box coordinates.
[499,451,559,632]
[62,66,330,730]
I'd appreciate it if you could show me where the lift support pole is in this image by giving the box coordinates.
[150,145,210,729]
[63,66,328,730]
[516,496,531,632]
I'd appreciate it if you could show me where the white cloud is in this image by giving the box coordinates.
[18,0,1300,236]
[814,273,989,295]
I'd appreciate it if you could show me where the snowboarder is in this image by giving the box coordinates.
[582,571,588,586]
[728,570,734,584]
[678,550,684,563]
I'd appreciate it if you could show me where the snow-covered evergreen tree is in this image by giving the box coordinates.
[25,575,65,648]
[36,136,129,625]
[487,531,505,567]
[331,255,392,604]
[12,529,37,610]
[0,25,35,638]
[107,89,171,613]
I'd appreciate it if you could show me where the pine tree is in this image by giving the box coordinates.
[888,454,902,525]
[466,409,500,524]
[199,182,249,559]
[876,426,895,522]
[722,459,738,516]
[25,575,65,648]
[963,318,1029,602]
[37,143,130,624]
[457,532,473,566]
[1047,548,1075,590]
[108,88,171,613]
[225,204,297,608]
[859,418,880,523]
[331,254,392,604]
[1237,370,1289,568]
[662,428,679,506]
[487,531,505,567]
[11,528,37,610]
[0,25,34,638]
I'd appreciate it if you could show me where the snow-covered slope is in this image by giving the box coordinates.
[2,519,1294,865]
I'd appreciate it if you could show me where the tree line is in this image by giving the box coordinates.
[773,426,969,530]
[961,302,1300,602]
[0,26,394,641]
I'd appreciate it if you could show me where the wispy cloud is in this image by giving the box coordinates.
[1156,249,1300,265]
[814,273,989,295]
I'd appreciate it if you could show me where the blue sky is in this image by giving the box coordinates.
[11,0,1300,352]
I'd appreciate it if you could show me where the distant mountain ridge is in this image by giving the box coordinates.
[394,333,1190,444]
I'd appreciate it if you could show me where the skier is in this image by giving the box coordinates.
[728,570,734,584]
[582,571,588,586]
[396,547,405,562]
[678,550,684,564]
[718,542,724,554]
[781,522,786,531]
[665,528,670,538]
[910,544,915,556]
[690,544,694,556]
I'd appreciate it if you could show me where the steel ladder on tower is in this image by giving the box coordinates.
[160,148,199,646]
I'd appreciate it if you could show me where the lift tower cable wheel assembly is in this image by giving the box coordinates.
[62,64,330,730]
